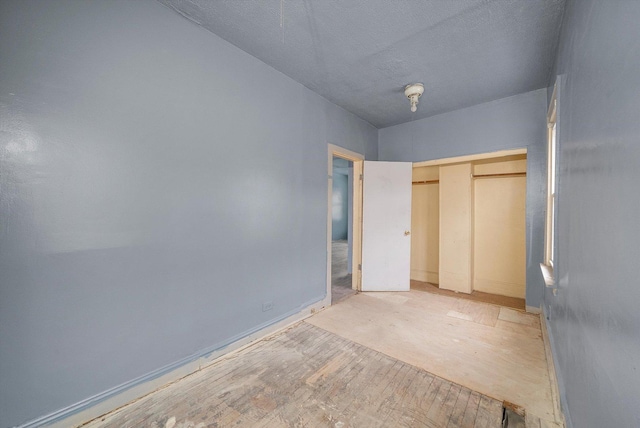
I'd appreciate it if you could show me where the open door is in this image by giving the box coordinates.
[361,161,413,291]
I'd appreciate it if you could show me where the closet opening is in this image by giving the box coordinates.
[410,149,527,310]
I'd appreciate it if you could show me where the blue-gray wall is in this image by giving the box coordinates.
[378,89,547,308]
[545,1,640,427]
[331,171,348,241]
[0,1,377,426]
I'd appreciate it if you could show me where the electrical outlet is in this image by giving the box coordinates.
[262,301,273,312]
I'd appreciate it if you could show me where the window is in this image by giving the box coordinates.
[542,85,557,286]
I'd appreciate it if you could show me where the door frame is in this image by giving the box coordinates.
[326,144,364,306]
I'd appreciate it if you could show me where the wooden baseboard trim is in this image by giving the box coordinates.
[540,311,566,427]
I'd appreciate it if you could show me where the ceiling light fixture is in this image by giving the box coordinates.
[404,83,424,113]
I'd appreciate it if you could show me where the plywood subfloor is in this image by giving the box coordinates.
[306,290,561,425]
[86,323,503,428]
[411,280,525,310]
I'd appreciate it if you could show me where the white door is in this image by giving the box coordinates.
[361,161,413,291]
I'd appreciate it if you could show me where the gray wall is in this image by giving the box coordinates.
[378,89,547,308]
[545,1,640,427]
[331,170,348,240]
[0,1,377,426]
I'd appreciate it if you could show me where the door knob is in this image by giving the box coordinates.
[404,230,411,236]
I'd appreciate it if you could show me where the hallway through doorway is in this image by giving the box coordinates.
[331,240,356,304]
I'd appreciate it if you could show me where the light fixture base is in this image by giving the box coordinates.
[404,83,424,113]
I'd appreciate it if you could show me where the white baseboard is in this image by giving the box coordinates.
[22,297,327,428]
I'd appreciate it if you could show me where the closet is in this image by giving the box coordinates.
[410,166,439,284]
[410,154,526,299]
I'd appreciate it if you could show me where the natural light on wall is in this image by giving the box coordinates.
[541,83,558,287]
[332,192,344,221]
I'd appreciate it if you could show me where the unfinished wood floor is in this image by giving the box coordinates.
[87,323,503,428]
[306,291,562,426]
[411,280,525,311]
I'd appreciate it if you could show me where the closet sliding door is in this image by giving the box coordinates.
[472,157,526,299]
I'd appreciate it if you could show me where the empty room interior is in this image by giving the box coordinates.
[1,1,639,427]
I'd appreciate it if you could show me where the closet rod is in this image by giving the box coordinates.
[472,172,526,179]
[412,180,440,185]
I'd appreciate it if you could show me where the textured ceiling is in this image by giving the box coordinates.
[158,0,565,128]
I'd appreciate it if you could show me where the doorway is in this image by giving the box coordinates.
[331,156,355,304]
[327,144,364,306]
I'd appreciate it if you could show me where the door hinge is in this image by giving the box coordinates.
[359,174,363,181]
[358,264,362,271]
